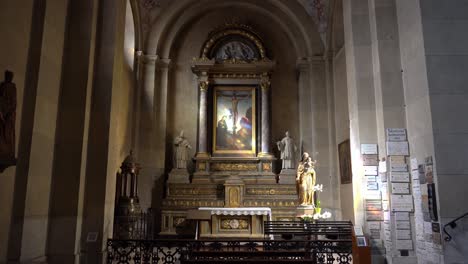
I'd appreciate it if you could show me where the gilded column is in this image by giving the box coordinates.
[258,77,273,157]
[196,79,210,158]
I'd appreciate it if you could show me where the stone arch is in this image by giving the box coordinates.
[145,0,323,58]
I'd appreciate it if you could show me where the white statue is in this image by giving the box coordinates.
[276,131,297,169]
[174,130,192,169]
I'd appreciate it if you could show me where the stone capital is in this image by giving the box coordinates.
[199,80,209,92]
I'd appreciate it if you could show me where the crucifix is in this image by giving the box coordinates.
[222,91,250,135]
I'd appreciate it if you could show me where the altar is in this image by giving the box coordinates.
[160,24,301,237]
[187,207,272,238]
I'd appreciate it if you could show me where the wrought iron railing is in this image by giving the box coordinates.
[113,209,154,240]
[443,211,468,242]
[106,238,352,263]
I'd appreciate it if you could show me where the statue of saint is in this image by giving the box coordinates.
[276,131,297,169]
[0,70,16,159]
[296,152,317,206]
[174,130,192,169]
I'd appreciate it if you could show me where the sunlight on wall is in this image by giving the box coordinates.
[124,0,135,70]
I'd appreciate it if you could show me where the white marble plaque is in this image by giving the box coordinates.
[395,212,410,221]
[364,166,378,176]
[396,239,413,250]
[396,229,412,239]
[367,181,379,190]
[391,164,408,172]
[366,175,377,182]
[386,128,407,141]
[396,221,411,230]
[366,200,382,211]
[361,144,378,154]
[365,190,381,200]
[391,195,414,212]
[368,222,381,230]
[392,183,410,194]
[363,154,379,166]
[389,156,406,164]
[366,210,383,221]
[391,171,410,182]
[386,141,409,156]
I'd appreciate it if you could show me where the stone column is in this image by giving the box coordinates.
[196,77,209,158]
[258,76,273,157]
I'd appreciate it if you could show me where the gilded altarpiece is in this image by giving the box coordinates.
[161,25,299,237]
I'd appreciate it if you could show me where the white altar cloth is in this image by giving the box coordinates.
[198,207,272,221]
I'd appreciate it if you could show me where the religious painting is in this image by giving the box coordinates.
[338,139,352,184]
[213,86,256,156]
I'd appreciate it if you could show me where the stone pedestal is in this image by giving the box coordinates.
[278,169,296,184]
[168,169,190,183]
[296,206,315,218]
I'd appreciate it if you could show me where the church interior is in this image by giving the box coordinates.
[1,0,468,263]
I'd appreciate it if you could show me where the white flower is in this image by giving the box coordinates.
[313,184,324,192]
[313,213,320,220]
[321,211,332,219]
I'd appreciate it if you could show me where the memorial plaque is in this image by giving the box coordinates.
[371,229,381,239]
[392,183,410,194]
[361,144,378,154]
[368,222,381,230]
[396,239,413,250]
[366,175,377,182]
[389,156,406,164]
[386,128,407,141]
[396,221,411,230]
[391,164,408,172]
[395,212,410,221]
[386,141,409,156]
[365,190,381,200]
[363,154,379,166]
[367,210,384,221]
[366,200,383,211]
[391,172,410,182]
[391,195,414,212]
[364,166,378,176]
[367,181,379,190]
[396,229,412,240]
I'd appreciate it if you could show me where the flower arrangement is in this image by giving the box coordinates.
[313,184,323,192]
[300,211,332,221]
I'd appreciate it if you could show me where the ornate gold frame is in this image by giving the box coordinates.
[212,86,256,156]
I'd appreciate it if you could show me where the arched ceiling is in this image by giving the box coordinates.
[136,0,329,58]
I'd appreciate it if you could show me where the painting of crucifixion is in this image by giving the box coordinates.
[213,86,256,155]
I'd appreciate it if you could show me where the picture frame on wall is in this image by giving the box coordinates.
[212,86,256,156]
[338,139,352,184]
